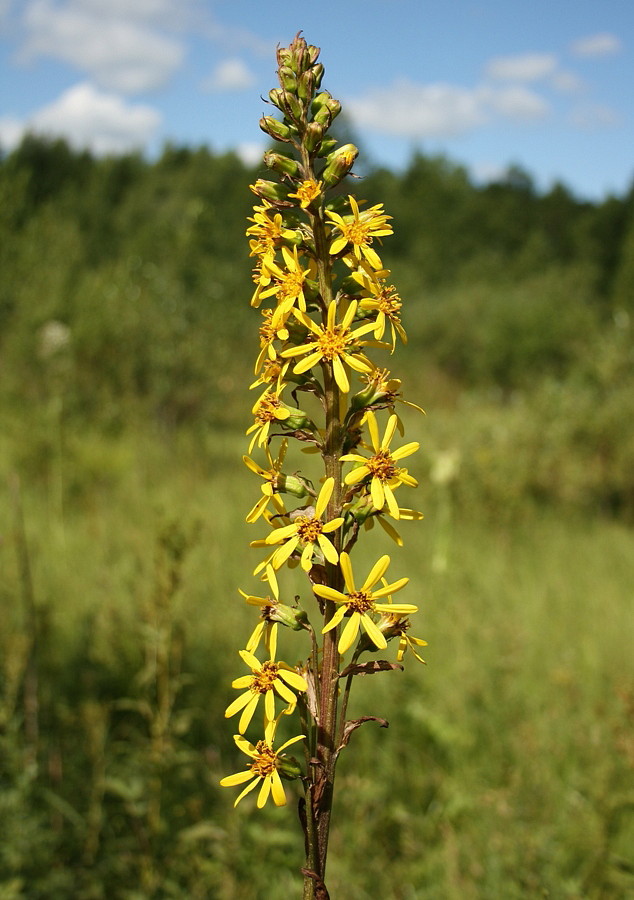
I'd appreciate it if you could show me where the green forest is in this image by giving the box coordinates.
[1,135,633,898]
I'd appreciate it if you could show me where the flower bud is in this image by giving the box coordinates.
[316,137,338,158]
[270,602,309,631]
[249,179,292,206]
[312,63,325,90]
[269,88,285,110]
[263,151,300,178]
[278,65,298,93]
[325,96,342,120]
[321,143,359,187]
[277,754,303,780]
[279,473,310,499]
[304,122,325,154]
[259,116,294,143]
[297,70,315,102]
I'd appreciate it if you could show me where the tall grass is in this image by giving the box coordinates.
[1,418,632,898]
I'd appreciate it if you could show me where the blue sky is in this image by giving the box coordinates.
[1,0,632,200]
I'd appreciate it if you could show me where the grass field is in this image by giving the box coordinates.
[1,414,633,898]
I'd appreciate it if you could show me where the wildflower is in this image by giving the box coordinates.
[247,202,294,260]
[314,552,417,654]
[341,410,419,518]
[220,718,304,808]
[256,245,312,316]
[246,387,292,452]
[288,178,323,209]
[379,594,428,664]
[239,564,307,653]
[225,627,308,734]
[352,272,407,352]
[243,440,310,523]
[264,477,344,571]
[281,300,376,393]
[253,308,290,375]
[351,368,426,417]
[326,195,393,270]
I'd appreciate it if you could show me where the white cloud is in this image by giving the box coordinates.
[202,58,256,93]
[482,85,550,121]
[19,0,186,93]
[235,141,265,166]
[571,33,622,58]
[346,79,549,139]
[347,80,486,138]
[2,82,161,154]
[569,103,620,130]
[485,53,558,82]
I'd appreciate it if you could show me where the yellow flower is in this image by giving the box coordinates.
[253,308,290,375]
[288,179,323,209]
[326,195,393,270]
[220,719,304,808]
[246,202,295,259]
[281,300,376,393]
[352,271,407,352]
[341,410,418,518]
[264,477,344,572]
[256,246,312,316]
[224,627,308,734]
[246,386,291,453]
[356,368,426,418]
[313,552,417,654]
[243,441,289,523]
[378,591,428,664]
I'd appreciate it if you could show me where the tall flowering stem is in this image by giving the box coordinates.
[220,34,426,899]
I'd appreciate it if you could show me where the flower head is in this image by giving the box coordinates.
[220,719,304,808]
[313,552,417,654]
[225,627,308,734]
[288,179,323,210]
[281,300,376,393]
[264,477,344,572]
[326,195,392,271]
[341,410,419,518]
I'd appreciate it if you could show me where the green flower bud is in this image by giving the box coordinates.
[297,69,315,103]
[271,602,308,631]
[312,63,325,90]
[280,91,304,122]
[346,491,375,524]
[250,179,292,206]
[325,96,342,120]
[304,122,325,154]
[279,473,310,499]
[284,409,315,431]
[349,381,386,411]
[306,45,321,66]
[263,151,300,178]
[278,65,297,93]
[259,116,293,143]
[316,137,338,158]
[277,754,303,780]
[269,88,285,110]
[321,143,359,187]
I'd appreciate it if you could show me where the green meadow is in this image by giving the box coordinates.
[1,138,633,897]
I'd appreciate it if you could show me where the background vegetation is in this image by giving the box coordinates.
[1,135,633,898]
